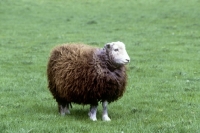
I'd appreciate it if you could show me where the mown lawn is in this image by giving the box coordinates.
[0,0,200,132]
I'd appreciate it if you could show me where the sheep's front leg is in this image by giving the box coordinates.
[102,101,111,121]
[88,105,97,121]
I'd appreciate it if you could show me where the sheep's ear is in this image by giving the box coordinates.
[105,43,111,49]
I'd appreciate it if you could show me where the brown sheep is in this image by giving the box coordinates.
[47,41,130,121]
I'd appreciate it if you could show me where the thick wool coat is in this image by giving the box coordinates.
[47,44,127,106]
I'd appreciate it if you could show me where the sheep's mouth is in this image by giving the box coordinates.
[114,61,129,66]
[121,62,129,65]
[120,60,130,65]
[124,62,129,65]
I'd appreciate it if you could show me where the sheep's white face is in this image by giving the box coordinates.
[105,41,130,65]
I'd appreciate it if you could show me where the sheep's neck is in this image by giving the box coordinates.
[96,49,122,72]
[107,61,121,72]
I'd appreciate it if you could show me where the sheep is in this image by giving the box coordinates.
[47,41,130,121]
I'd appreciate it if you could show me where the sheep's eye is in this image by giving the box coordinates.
[114,49,119,52]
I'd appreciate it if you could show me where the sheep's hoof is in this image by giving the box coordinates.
[90,117,97,121]
[60,106,70,116]
[60,112,66,116]
[88,112,97,121]
[60,111,70,116]
[102,115,111,121]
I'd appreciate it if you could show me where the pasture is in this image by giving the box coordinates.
[0,0,200,132]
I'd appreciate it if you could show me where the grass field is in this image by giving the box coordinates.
[1,0,200,132]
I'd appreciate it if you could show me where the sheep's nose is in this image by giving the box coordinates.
[126,59,130,62]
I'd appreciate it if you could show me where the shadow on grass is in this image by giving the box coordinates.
[69,108,90,121]
[32,103,92,121]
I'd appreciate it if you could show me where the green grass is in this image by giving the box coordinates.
[1,0,200,132]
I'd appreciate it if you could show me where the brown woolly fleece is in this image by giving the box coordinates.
[47,43,127,106]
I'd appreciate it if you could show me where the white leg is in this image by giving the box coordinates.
[60,105,70,115]
[102,101,111,121]
[88,105,97,121]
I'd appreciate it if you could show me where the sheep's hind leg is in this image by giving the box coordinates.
[88,105,97,121]
[58,103,70,116]
[102,101,111,121]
